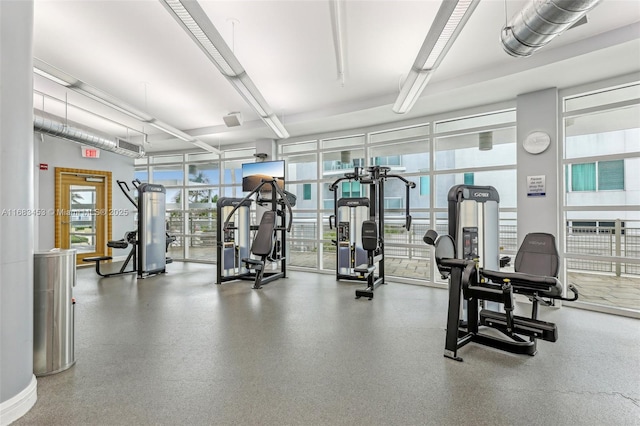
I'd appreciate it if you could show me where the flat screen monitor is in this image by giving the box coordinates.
[242,160,285,193]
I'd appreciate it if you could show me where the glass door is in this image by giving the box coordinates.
[57,172,108,264]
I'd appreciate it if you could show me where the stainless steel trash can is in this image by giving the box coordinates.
[33,249,76,376]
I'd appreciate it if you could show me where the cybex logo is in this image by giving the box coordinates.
[529,241,546,245]
[473,192,489,198]
[347,201,360,205]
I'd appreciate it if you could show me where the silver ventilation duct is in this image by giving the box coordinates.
[33,109,145,158]
[501,0,602,57]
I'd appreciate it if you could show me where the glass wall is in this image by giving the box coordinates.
[132,148,255,262]
[562,82,640,313]
[278,111,517,284]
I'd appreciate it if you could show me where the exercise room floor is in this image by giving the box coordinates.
[16,262,640,425]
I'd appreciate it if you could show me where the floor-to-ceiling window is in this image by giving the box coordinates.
[278,105,517,284]
[133,148,254,262]
[561,79,640,314]
[431,109,518,283]
[279,141,319,269]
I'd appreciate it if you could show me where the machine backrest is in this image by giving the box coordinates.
[361,220,378,251]
[515,233,559,277]
[251,211,276,257]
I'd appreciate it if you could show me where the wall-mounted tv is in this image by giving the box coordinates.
[241,160,285,193]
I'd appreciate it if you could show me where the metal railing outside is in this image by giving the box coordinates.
[566,219,639,276]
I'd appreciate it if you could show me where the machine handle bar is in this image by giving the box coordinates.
[117,180,138,209]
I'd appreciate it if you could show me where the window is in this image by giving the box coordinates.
[303,184,311,200]
[569,161,624,192]
[341,181,361,198]
[562,81,640,314]
[598,160,624,190]
[571,163,596,191]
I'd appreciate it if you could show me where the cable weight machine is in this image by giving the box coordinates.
[329,166,415,299]
[217,178,295,289]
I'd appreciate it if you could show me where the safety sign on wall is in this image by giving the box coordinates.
[527,175,546,197]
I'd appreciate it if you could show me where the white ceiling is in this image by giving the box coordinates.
[32,0,640,153]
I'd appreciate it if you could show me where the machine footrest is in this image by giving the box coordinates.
[165,257,173,264]
[83,256,112,262]
[480,310,558,342]
[355,289,374,300]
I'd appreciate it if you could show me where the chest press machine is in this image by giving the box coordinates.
[424,185,578,361]
[216,178,295,289]
[329,166,415,300]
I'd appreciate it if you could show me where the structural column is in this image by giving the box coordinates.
[0,1,37,424]
[516,88,559,242]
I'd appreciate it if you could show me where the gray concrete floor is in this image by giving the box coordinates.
[17,262,640,425]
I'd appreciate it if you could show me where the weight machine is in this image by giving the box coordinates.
[83,179,175,278]
[217,179,295,289]
[329,166,415,299]
[424,184,579,361]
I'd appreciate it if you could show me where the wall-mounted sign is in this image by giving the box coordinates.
[81,146,100,158]
[39,163,48,171]
[527,175,546,197]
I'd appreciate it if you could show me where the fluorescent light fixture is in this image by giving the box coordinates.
[393,0,479,114]
[34,57,215,152]
[228,75,270,117]
[160,0,290,139]
[263,114,290,139]
[330,0,346,85]
[33,67,71,87]
[192,140,221,154]
[393,70,433,115]
[71,84,153,122]
[147,121,194,142]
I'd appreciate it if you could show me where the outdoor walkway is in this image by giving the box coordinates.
[171,247,640,312]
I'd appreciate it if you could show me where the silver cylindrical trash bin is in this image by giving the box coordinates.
[33,249,76,376]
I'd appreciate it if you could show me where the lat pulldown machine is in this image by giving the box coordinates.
[329,165,415,299]
[424,184,579,361]
[217,179,295,289]
[83,179,176,278]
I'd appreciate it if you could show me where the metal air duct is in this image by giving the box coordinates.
[501,0,602,57]
[33,109,145,158]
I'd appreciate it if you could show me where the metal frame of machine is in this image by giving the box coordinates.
[216,178,294,289]
[329,165,415,299]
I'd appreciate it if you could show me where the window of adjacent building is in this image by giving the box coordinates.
[568,160,624,192]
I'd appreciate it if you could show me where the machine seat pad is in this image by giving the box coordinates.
[354,264,375,274]
[107,240,129,249]
[83,256,112,262]
[482,269,562,297]
[243,258,263,267]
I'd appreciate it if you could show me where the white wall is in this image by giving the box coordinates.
[34,134,135,251]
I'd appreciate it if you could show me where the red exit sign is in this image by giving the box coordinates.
[81,146,100,158]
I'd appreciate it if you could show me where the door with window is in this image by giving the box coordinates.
[55,168,112,264]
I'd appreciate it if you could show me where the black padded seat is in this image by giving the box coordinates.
[481,269,562,297]
[482,233,563,298]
